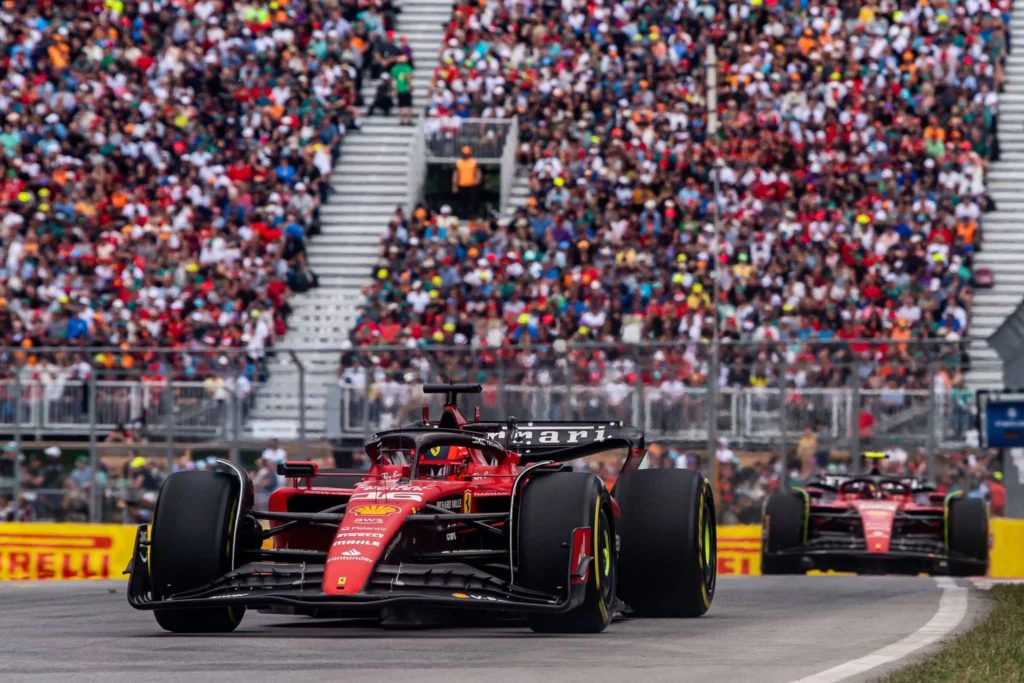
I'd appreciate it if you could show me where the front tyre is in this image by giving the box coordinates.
[518,472,615,634]
[947,496,988,577]
[614,469,716,617]
[150,470,245,633]
[761,491,807,575]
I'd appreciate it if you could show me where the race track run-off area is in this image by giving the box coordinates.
[0,576,983,683]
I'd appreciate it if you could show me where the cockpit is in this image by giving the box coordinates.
[366,431,505,482]
[838,477,911,501]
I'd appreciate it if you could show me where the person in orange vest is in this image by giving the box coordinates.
[452,145,482,215]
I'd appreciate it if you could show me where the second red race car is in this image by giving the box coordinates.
[127,383,717,633]
[761,453,989,576]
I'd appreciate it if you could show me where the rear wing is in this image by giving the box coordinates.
[462,421,645,464]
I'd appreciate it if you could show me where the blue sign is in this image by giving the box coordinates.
[984,400,1024,448]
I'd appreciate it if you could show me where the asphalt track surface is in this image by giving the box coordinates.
[0,576,986,683]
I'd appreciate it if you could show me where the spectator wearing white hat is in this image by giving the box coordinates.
[262,438,288,467]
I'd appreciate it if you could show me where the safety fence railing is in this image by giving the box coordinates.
[332,383,971,449]
[421,117,514,162]
[0,378,231,440]
[0,340,991,450]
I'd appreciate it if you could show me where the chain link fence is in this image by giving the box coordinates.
[0,340,1008,523]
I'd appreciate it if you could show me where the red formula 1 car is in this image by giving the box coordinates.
[761,454,989,576]
[127,384,717,633]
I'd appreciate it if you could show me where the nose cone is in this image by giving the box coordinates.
[322,502,412,595]
[852,500,898,554]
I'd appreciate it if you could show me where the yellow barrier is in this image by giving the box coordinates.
[0,519,1021,580]
[0,523,137,580]
[990,517,1024,578]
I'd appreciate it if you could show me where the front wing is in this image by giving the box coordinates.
[763,532,987,575]
[126,526,588,615]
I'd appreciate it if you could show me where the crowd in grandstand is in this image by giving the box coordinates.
[0,0,431,382]
[356,0,1007,397]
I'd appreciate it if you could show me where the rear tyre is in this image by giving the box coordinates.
[150,470,245,633]
[518,472,615,634]
[947,497,988,577]
[614,469,716,617]
[761,491,806,575]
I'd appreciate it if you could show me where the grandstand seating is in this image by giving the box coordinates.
[358,0,1006,392]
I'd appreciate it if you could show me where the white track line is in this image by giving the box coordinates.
[791,577,968,683]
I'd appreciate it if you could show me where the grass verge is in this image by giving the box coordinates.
[883,585,1024,683]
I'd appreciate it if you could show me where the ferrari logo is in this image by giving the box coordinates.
[337,577,346,587]
[351,505,400,516]
[462,490,472,513]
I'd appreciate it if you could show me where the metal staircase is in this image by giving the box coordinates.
[248,0,448,436]
[970,13,1024,390]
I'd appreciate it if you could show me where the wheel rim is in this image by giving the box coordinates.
[700,492,717,599]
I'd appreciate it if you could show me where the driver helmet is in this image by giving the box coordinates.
[419,444,469,479]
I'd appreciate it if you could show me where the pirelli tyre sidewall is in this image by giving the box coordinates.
[149,470,245,633]
[614,468,716,617]
[518,472,615,634]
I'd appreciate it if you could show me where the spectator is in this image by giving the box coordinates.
[368,74,396,117]
[0,441,16,481]
[451,145,483,216]
[39,446,65,520]
[65,455,93,520]
[105,424,133,445]
[989,471,1006,517]
[120,456,161,523]
[262,438,288,466]
[715,438,736,467]
[392,55,416,126]
[253,456,281,511]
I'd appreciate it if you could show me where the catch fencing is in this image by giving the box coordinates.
[0,339,1010,524]
[330,339,989,454]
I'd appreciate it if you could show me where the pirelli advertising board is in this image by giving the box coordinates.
[0,523,137,581]
[1,521,1022,580]
[716,525,762,576]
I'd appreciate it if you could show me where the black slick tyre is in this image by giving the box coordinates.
[150,470,245,633]
[761,491,807,575]
[613,469,716,617]
[947,497,988,576]
[518,472,615,634]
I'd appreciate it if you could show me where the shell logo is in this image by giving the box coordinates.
[351,505,400,516]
